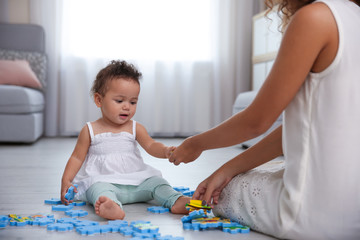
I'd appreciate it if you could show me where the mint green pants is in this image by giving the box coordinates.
[84,176,182,209]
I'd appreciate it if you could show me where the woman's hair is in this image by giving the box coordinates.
[266,0,360,30]
[265,0,315,30]
[91,60,142,97]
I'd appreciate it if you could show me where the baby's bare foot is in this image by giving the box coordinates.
[94,196,125,220]
[171,196,191,214]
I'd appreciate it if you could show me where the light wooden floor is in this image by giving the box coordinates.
[0,137,277,240]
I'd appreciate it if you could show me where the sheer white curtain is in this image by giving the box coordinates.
[28,0,258,137]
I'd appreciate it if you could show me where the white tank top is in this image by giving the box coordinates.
[281,0,360,238]
[73,120,162,197]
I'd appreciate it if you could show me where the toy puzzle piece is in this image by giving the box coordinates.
[181,209,208,223]
[76,225,113,235]
[52,204,74,211]
[132,223,159,234]
[108,219,129,227]
[147,206,170,214]
[47,223,74,232]
[119,226,135,236]
[173,186,190,192]
[0,221,7,228]
[70,200,86,206]
[57,217,82,226]
[44,198,62,205]
[65,210,88,217]
[31,217,55,226]
[222,223,250,234]
[9,215,31,226]
[185,200,212,213]
[73,220,99,228]
[65,184,78,201]
[132,232,161,239]
[157,235,185,240]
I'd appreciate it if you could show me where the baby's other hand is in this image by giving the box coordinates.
[165,146,176,158]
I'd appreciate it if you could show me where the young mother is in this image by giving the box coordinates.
[169,0,360,239]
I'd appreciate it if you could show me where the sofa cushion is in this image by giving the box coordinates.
[0,60,42,89]
[0,85,44,114]
[0,48,47,88]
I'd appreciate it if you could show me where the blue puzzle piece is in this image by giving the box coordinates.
[173,186,190,192]
[0,221,8,228]
[44,198,62,205]
[57,217,82,226]
[70,200,86,206]
[74,220,99,227]
[47,223,74,232]
[65,184,78,201]
[222,223,250,234]
[65,210,88,217]
[181,209,208,223]
[132,223,159,234]
[0,215,10,222]
[31,217,55,226]
[147,206,170,214]
[133,232,161,239]
[76,225,112,235]
[52,204,74,211]
[182,190,195,197]
[120,226,135,236]
[157,235,185,240]
[108,220,129,228]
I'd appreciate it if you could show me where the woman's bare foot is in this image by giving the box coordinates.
[171,196,191,214]
[94,196,125,220]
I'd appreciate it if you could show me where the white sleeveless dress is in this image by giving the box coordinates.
[214,1,360,239]
[73,120,162,197]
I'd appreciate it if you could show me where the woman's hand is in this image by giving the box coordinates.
[169,137,203,165]
[164,146,176,158]
[192,168,233,206]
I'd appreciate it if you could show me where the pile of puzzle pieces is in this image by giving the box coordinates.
[0,184,184,239]
[181,200,250,234]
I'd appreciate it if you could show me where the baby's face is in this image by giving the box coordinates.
[100,77,140,125]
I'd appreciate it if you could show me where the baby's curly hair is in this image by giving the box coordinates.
[91,60,142,97]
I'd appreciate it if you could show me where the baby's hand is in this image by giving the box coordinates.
[61,182,78,205]
[165,146,176,158]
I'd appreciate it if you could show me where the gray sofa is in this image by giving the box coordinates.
[0,23,47,143]
[232,90,283,148]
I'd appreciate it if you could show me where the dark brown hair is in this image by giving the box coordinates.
[265,0,360,30]
[91,60,142,97]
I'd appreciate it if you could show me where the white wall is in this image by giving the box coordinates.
[1,0,30,23]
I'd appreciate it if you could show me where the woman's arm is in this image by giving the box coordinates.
[193,125,283,205]
[61,125,91,203]
[169,2,337,165]
[136,122,174,158]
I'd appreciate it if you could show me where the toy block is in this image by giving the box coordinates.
[157,235,185,240]
[57,217,82,226]
[65,184,78,201]
[44,198,62,205]
[147,206,170,214]
[52,204,74,211]
[65,210,88,217]
[47,223,74,232]
[73,220,99,228]
[108,219,129,227]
